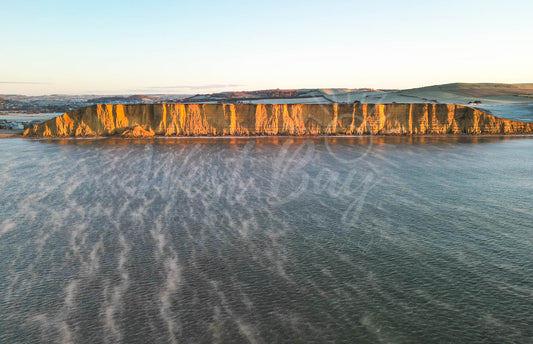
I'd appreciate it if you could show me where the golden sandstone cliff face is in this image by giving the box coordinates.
[23,103,533,137]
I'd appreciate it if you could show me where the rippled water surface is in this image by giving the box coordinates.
[1,136,532,343]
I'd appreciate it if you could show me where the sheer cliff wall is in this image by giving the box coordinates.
[23,103,533,137]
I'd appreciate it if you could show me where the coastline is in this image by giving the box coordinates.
[6,133,533,146]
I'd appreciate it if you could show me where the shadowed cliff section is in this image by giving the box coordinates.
[22,103,533,137]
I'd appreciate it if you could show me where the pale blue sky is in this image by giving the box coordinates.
[1,0,532,95]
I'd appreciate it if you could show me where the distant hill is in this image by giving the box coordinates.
[182,88,384,104]
[402,83,533,98]
[180,83,533,105]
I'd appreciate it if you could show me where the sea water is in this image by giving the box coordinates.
[0,136,531,343]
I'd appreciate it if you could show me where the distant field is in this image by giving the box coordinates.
[410,83,533,98]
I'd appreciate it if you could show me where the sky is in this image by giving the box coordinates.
[1,0,532,95]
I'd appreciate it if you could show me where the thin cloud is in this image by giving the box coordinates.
[0,81,50,85]
[147,84,242,90]
[126,84,244,94]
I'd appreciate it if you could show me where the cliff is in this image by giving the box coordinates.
[22,103,533,137]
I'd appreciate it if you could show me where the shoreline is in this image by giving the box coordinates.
[4,133,533,141]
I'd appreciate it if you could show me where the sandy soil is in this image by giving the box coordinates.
[0,129,23,138]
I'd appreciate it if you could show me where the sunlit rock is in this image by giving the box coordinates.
[23,103,533,137]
